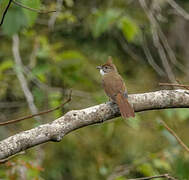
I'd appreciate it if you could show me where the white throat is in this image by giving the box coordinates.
[100,69,106,76]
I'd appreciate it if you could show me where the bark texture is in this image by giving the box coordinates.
[0,89,189,160]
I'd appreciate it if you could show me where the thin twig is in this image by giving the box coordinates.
[151,1,188,75]
[160,120,189,154]
[48,0,63,30]
[12,0,56,14]
[142,29,166,76]
[129,173,177,180]
[0,90,72,126]
[108,164,133,180]
[0,0,13,26]
[157,24,188,74]
[167,0,189,20]
[139,0,176,83]
[175,79,189,91]
[12,34,41,122]
[149,0,188,75]
[115,31,142,62]
[29,38,39,68]
[159,82,189,90]
[108,158,150,180]
[0,151,25,164]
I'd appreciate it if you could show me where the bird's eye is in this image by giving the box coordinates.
[104,66,108,69]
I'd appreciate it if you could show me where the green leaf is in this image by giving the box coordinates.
[99,165,108,175]
[59,50,85,60]
[115,177,126,180]
[176,109,189,121]
[127,114,141,129]
[32,87,45,105]
[58,11,76,23]
[164,109,176,119]
[137,163,157,176]
[37,36,50,58]
[0,0,10,23]
[2,6,27,36]
[153,159,171,171]
[0,60,13,72]
[0,59,13,81]
[1,0,40,35]
[64,0,74,7]
[31,64,50,82]
[18,0,40,27]
[92,9,122,38]
[49,92,62,118]
[119,16,140,42]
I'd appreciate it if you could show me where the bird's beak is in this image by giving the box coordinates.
[96,66,101,69]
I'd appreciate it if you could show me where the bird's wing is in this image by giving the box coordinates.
[102,72,127,101]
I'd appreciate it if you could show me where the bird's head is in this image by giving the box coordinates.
[97,56,117,76]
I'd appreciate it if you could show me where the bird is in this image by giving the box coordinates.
[97,57,135,118]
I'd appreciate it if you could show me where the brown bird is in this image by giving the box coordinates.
[97,57,135,118]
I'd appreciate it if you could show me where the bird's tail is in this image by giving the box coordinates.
[115,93,135,118]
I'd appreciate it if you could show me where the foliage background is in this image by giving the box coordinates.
[0,0,189,179]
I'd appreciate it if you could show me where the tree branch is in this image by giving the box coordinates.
[129,173,177,180]
[12,0,56,14]
[48,0,63,30]
[167,0,189,20]
[159,82,189,90]
[0,89,189,160]
[142,29,166,76]
[12,34,40,122]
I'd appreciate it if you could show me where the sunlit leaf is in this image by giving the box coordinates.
[115,177,126,180]
[18,0,41,27]
[37,36,50,58]
[153,159,171,171]
[65,0,74,7]
[137,163,157,176]
[0,60,13,72]
[58,11,76,23]
[49,92,62,118]
[31,64,50,82]
[119,16,140,42]
[59,50,85,60]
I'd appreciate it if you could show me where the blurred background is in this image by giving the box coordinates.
[0,0,189,179]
